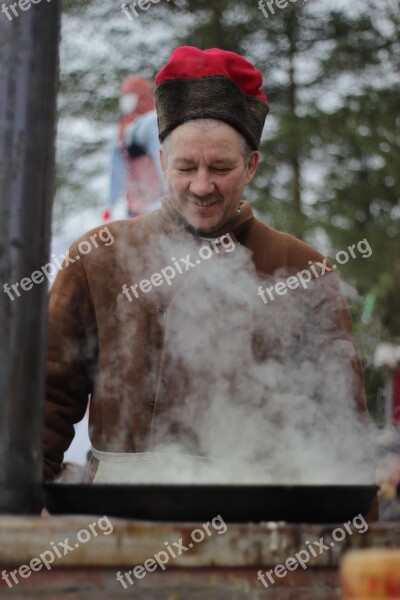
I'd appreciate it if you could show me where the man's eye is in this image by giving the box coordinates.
[178,168,194,173]
[212,168,231,173]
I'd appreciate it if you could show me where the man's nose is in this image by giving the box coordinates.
[189,169,215,197]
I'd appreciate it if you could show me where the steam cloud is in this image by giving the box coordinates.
[99,221,376,486]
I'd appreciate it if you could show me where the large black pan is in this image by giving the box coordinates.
[43,483,378,523]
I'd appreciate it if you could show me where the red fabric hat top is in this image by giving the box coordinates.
[155,46,267,102]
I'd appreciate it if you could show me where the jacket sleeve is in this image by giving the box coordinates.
[317,272,379,521]
[43,243,97,481]
[306,272,379,522]
[314,269,368,416]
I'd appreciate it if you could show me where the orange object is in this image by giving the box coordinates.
[341,550,400,598]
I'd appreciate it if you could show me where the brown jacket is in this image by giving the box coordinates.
[44,200,370,489]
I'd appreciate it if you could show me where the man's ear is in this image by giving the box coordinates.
[160,148,167,176]
[245,151,260,184]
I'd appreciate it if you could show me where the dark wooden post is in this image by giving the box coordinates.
[0,0,61,513]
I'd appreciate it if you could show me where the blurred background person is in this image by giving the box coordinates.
[104,75,167,221]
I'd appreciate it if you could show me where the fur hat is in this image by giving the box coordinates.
[155,46,269,150]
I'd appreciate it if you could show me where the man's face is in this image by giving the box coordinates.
[161,122,259,235]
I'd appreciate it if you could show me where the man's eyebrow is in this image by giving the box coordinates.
[211,158,236,166]
[172,158,195,165]
[172,157,237,168]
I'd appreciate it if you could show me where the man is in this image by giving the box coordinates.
[44,48,376,515]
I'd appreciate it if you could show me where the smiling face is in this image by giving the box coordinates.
[160,121,259,235]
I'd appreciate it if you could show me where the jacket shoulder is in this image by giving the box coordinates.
[243,217,327,273]
[68,210,164,259]
[74,212,160,246]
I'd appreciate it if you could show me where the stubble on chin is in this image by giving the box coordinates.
[186,210,241,238]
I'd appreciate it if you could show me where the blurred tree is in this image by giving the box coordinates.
[307,0,400,413]
[310,1,400,339]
